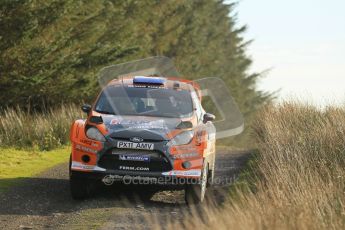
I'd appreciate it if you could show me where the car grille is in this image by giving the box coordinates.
[98,149,172,172]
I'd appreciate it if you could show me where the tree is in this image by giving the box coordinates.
[0,0,271,145]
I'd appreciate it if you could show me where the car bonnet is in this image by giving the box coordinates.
[101,115,188,141]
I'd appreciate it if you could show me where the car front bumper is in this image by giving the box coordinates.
[71,161,202,185]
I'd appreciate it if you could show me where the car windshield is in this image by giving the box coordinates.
[95,86,194,118]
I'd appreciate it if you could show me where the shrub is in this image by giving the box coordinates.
[166,102,345,229]
[0,105,83,151]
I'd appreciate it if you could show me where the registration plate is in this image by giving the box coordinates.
[117,141,154,150]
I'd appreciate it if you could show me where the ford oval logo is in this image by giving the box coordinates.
[130,137,144,143]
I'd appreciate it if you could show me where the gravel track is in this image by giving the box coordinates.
[0,150,251,229]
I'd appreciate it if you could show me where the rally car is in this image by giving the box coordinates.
[69,76,216,204]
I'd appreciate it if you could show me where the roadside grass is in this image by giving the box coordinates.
[0,146,70,193]
[0,105,83,151]
[228,150,259,199]
[164,102,345,229]
[4,101,345,229]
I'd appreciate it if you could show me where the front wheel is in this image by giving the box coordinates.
[70,175,93,200]
[185,163,208,205]
[69,156,94,200]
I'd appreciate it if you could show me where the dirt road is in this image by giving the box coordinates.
[0,150,251,229]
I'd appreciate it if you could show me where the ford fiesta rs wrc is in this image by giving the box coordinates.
[69,76,216,204]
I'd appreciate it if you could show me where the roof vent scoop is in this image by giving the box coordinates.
[133,76,165,85]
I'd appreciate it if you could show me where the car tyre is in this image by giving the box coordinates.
[207,154,216,187]
[70,175,93,200]
[185,162,208,205]
[69,156,94,200]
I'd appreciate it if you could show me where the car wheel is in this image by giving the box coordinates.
[208,154,216,187]
[137,189,156,202]
[185,162,208,205]
[69,157,93,200]
[208,168,215,187]
[70,175,93,200]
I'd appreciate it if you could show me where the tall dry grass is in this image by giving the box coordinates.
[0,105,83,150]
[167,102,345,229]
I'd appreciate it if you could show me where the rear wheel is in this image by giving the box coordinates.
[185,162,208,205]
[208,153,216,187]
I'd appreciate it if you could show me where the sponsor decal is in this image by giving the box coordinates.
[81,139,92,145]
[110,119,119,125]
[119,120,166,129]
[91,143,99,147]
[119,165,150,171]
[119,155,150,162]
[173,146,197,151]
[129,84,163,89]
[162,169,201,177]
[71,161,106,171]
[75,144,97,154]
[80,165,94,170]
[80,139,99,147]
[172,152,199,159]
[117,141,154,150]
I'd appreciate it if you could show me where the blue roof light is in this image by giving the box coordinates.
[133,76,165,85]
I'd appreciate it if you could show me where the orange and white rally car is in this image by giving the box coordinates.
[69,76,216,204]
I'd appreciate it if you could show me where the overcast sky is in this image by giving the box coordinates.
[234,0,345,106]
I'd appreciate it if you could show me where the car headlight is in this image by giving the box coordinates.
[167,131,194,146]
[86,127,105,142]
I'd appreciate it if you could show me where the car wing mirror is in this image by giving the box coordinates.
[203,113,215,123]
[81,104,92,114]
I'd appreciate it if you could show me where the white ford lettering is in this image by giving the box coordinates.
[117,141,154,150]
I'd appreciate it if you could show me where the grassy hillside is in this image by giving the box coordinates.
[174,102,345,229]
